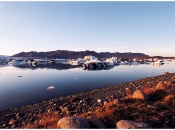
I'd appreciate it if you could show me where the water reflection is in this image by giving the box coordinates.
[0,61,174,111]
[13,63,82,70]
[9,61,166,71]
[82,61,166,71]
[82,66,114,71]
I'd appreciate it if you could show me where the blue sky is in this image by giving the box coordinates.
[0,2,175,56]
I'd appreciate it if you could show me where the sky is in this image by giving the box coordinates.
[0,1,175,56]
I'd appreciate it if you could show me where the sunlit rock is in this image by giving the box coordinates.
[133,89,148,100]
[57,117,90,129]
[116,120,151,129]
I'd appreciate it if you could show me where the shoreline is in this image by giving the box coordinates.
[0,72,175,128]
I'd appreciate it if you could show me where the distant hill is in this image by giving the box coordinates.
[12,50,149,59]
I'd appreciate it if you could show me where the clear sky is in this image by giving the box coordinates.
[0,1,175,56]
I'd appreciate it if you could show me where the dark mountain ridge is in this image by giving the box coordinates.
[12,50,149,59]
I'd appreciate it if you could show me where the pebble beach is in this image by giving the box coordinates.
[0,72,175,128]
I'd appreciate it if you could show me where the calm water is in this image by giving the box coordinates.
[0,61,175,110]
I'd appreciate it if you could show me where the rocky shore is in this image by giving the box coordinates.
[0,72,175,128]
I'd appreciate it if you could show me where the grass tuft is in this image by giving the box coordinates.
[143,86,156,95]
[163,94,174,102]
[22,110,60,128]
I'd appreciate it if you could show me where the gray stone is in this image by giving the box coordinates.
[86,116,106,128]
[116,120,151,129]
[57,117,90,129]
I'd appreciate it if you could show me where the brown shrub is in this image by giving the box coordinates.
[103,101,113,107]
[81,103,115,120]
[143,86,156,95]
[104,99,120,107]
[22,110,60,128]
[163,94,174,102]
[93,107,115,119]
[123,94,133,99]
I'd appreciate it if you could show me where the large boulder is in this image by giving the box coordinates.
[133,90,148,100]
[86,116,106,128]
[116,120,151,129]
[156,81,165,90]
[57,117,90,129]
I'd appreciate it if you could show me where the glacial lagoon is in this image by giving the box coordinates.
[0,61,175,110]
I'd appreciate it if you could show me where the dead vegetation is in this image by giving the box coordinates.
[22,110,60,128]
[142,86,156,95]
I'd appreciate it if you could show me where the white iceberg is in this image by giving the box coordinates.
[47,86,55,90]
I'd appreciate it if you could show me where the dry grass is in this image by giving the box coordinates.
[104,100,116,107]
[81,100,116,119]
[123,94,133,99]
[143,86,156,95]
[163,94,174,102]
[94,107,114,119]
[22,110,60,129]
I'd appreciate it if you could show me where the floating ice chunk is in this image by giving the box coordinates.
[47,86,55,90]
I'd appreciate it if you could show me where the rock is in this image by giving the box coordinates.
[11,125,16,128]
[156,81,165,90]
[69,97,80,102]
[116,120,151,129]
[97,99,101,103]
[86,116,106,128]
[171,80,175,84]
[60,106,69,112]
[147,105,156,109]
[47,109,51,113]
[57,117,90,129]
[164,72,169,75]
[113,98,120,104]
[103,101,108,106]
[87,111,93,115]
[132,90,148,100]
[2,124,6,127]
[126,88,131,95]
[9,119,16,125]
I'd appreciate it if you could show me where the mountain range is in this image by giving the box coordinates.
[12,50,149,59]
